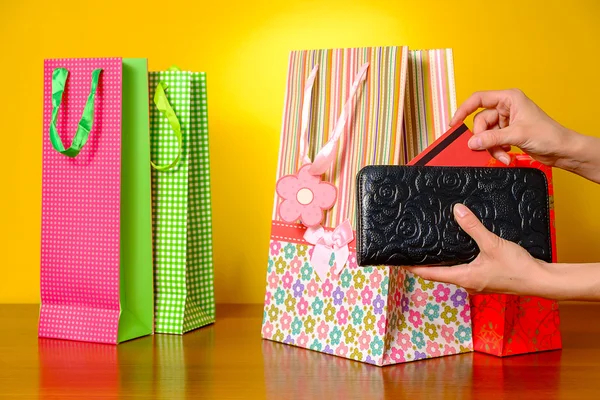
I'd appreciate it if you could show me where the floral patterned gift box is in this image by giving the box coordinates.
[261,47,473,366]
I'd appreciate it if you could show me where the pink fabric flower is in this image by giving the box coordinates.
[322,279,333,297]
[443,344,457,356]
[282,271,293,289]
[441,325,455,343]
[262,322,273,338]
[297,332,309,347]
[290,257,302,274]
[280,312,292,331]
[390,347,405,362]
[408,310,423,328]
[270,241,281,256]
[317,321,329,340]
[460,304,471,323]
[297,298,309,316]
[370,269,383,289]
[264,291,272,306]
[358,331,372,351]
[337,306,349,325]
[336,342,349,357]
[433,284,451,302]
[346,287,358,305]
[397,332,411,351]
[307,280,319,297]
[276,164,337,227]
[361,286,373,305]
[411,289,428,308]
[427,340,441,357]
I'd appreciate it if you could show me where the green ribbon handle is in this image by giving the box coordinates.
[49,68,102,157]
[151,78,183,171]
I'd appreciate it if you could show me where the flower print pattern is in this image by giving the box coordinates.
[290,257,302,274]
[460,304,470,323]
[275,257,286,275]
[408,310,423,329]
[441,305,458,325]
[358,331,372,351]
[433,284,450,302]
[316,320,329,340]
[424,303,440,322]
[332,287,345,305]
[336,306,349,325]
[451,289,468,307]
[373,294,385,315]
[296,298,308,316]
[361,286,374,306]
[411,288,428,307]
[322,279,333,297]
[263,239,472,366]
[346,287,359,305]
[311,297,324,315]
[307,280,318,297]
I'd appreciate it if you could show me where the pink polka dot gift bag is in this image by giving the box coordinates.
[40,58,154,344]
[261,48,473,365]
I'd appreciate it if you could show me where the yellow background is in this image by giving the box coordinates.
[1,0,599,304]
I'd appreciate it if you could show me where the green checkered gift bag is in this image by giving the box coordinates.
[149,67,215,334]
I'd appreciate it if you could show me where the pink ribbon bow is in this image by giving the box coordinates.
[303,220,354,281]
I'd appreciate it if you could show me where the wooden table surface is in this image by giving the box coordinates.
[1,303,600,399]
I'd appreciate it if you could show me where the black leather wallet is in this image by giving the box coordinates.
[356,166,552,266]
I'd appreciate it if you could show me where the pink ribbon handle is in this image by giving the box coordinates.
[298,65,319,167]
[303,219,354,281]
[309,63,370,175]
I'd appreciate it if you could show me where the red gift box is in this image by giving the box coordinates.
[409,124,562,356]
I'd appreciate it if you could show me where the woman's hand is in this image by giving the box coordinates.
[405,204,600,300]
[451,89,600,183]
[451,89,574,167]
[404,204,555,297]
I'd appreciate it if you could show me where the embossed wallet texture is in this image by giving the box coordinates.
[356,166,552,266]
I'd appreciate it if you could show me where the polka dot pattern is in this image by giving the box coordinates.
[39,58,123,344]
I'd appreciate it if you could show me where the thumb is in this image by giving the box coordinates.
[467,126,523,151]
[453,204,499,251]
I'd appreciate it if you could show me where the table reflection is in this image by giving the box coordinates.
[262,340,563,399]
[38,326,216,398]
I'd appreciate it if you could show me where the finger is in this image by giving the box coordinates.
[403,265,469,287]
[489,146,511,165]
[450,90,511,125]
[453,203,499,250]
[473,109,499,134]
[467,126,523,150]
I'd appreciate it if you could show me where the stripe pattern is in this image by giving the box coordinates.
[404,49,457,157]
[272,47,409,228]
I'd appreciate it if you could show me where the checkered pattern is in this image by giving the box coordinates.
[150,70,215,334]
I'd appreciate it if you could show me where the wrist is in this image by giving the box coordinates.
[555,130,600,182]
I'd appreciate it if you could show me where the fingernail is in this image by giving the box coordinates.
[499,155,510,165]
[454,203,468,218]
[468,137,482,150]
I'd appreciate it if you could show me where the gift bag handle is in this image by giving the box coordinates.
[150,73,183,171]
[49,68,102,157]
[297,63,370,175]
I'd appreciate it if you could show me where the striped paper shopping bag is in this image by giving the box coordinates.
[261,47,471,365]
